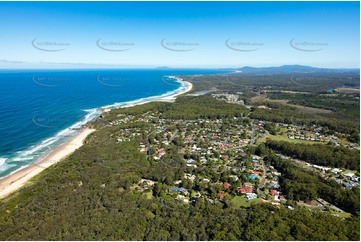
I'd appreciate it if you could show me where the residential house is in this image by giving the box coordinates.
[229,175,239,181]
[223,182,231,190]
[217,193,226,199]
[246,193,257,200]
[270,189,279,196]
[238,186,253,194]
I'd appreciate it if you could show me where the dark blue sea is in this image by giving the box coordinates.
[0,69,228,178]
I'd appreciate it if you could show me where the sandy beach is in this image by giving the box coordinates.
[159,77,193,102]
[119,77,193,106]
[0,128,95,199]
[0,77,192,199]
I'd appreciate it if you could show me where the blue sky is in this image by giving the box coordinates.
[0,1,359,68]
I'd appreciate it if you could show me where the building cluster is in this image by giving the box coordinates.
[212,93,245,105]
[103,107,357,212]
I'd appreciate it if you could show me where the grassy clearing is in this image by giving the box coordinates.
[232,196,263,207]
[251,95,333,114]
[143,191,153,200]
[258,133,320,145]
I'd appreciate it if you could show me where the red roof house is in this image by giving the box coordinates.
[270,189,279,196]
[238,186,253,194]
[251,170,262,176]
[217,193,225,199]
[223,182,231,189]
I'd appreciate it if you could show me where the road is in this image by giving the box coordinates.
[251,120,256,144]
[257,158,268,194]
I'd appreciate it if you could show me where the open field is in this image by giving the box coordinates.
[258,133,321,145]
[232,196,264,207]
[250,95,333,114]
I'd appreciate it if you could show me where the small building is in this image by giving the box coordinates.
[252,155,260,160]
[246,193,257,200]
[317,198,329,206]
[330,205,344,213]
[229,175,239,181]
[251,170,262,176]
[238,186,253,194]
[158,148,166,156]
[168,187,188,195]
[217,193,225,199]
[351,176,359,182]
[344,172,355,178]
[331,168,342,174]
[223,182,231,189]
[243,182,253,187]
[270,189,279,196]
[267,182,280,189]
[343,182,352,189]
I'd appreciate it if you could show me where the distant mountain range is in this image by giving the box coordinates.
[1,61,359,72]
[223,65,360,74]
[155,66,171,69]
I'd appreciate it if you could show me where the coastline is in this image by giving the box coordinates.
[102,77,193,108]
[0,128,95,199]
[159,77,193,102]
[0,77,193,199]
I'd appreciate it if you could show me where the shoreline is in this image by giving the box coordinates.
[0,128,95,199]
[159,77,193,102]
[0,77,193,199]
[101,76,193,108]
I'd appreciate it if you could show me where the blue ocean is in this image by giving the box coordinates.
[0,69,228,178]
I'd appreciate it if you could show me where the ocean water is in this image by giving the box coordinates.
[0,69,227,178]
